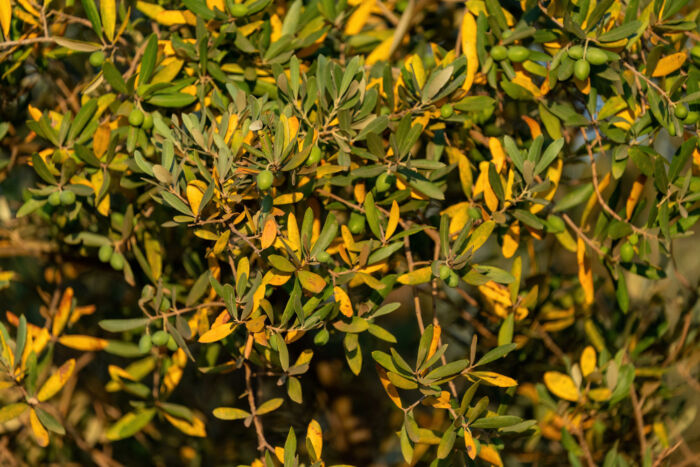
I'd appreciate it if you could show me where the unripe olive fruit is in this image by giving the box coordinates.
[306,145,321,166]
[110,252,125,270]
[89,51,105,67]
[348,212,366,234]
[141,112,153,130]
[128,108,144,127]
[507,46,530,62]
[439,265,451,280]
[138,334,152,353]
[567,45,584,60]
[447,271,460,288]
[160,297,171,312]
[574,59,590,81]
[674,104,688,120]
[256,170,274,191]
[683,111,699,125]
[229,3,248,17]
[166,335,178,351]
[585,48,608,65]
[468,207,481,219]
[547,215,565,233]
[490,45,508,61]
[440,103,454,118]
[48,191,62,206]
[628,233,639,245]
[375,172,394,192]
[152,330,169,346]
[316,251,331,263]
[60,190,76,205]
[620,242,635,262]
[98,244,113,263]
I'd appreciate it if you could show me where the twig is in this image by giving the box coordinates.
[244,362,273,453]
[629,383,648,462]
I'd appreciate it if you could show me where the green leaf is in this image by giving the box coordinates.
[106,408,156,440]
[81,0,103,40]
[99,318,149,332]
[139,34,159,86]
[553,183,594,212]
[476,343,517,366]
[470,415,523,429]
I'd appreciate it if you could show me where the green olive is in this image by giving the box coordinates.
[683,111,699,125]
[166,335,178,351]
[48,191,62,206]
[585,48,608,66]
[628,233,639,245]
[110,252,125,270]
[348,212,366,234]
[567,45,584,60]
[507,46,530,63]
[89,51,105,67]
[490,45,508,61]
[98,244,113,263]
[141,112,153,130]
[447,271,460,288]
[620,242,635,262]
[229,3,248,17]
[128,108,144,127]
[257,170,274,191]
[440,103,454,118]
[60,190,76,205]
[574,59,590,81]
[547,215,565,233]
[439,265,451,280]
[138,334,152,353]
[306,145,322,166]
[152,330,169,346]
[375,172,394,192]
[316,251,331,263]
[674,104,688,120]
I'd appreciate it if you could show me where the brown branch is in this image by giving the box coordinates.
[629,383,648,462]
[244,362,273,453]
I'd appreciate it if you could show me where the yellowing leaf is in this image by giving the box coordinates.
[334,286,353,317]
[464,428,477,460]
[471,371,517,387]
[376,365,402,408]
[478,444,503,466]
[489,137,506,173]
[385,200,400,240]
[366,36,392,66]
[58,335,108,351]
[37,359,75,401]
[186,181,205,217]
[502,221,519,259]
[163,413,206,437]
[106,408,156,440]
[52,287,74,337]
[261,217,277,249]
[0,402,28,423]
[397,267,432,285]
[273,192,304,205]
[212,407,250,420]
[345,0,375,35]
[30,409,49,447]
[651,52,686,77]
[0,0,11,38]
[543,371,579,401]
[198,323,236,343]
[306,419,323,460]
[580,346,596,377]
[465,220,495,254]
[588,387,612,401]
[93,123,111,159]
[101,0,116,42]
[577,238,594,305]
[461,11,478,92]
[626,174,646,220]
[297,270,327,293]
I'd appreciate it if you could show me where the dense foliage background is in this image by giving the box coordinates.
[1,0,699,465]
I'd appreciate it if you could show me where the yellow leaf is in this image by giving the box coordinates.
[306,419,323,460]
[261,217,277,249]
[385,201,400,240]
[465,220,495,254]
[588,387,612,401]
[0,0,11,38]
[397,267,432,285]
[298,270,326,293]
[286,213,300,254]
[101,0,116,41]
[471,371,517,387]
[237,256,249,285]
[273,192,304,205]
[651,52,686,77]
[407,54,426,89]
[530,158,562,214]
[489,137,506,173]
[464,428,477,460]
[186,181,205,217]
[269,13,282,42]
[58,335,108,351]
[521,115,541,138]
[626,174,646,220]
[577,238,594,305]
[366,36,392,66]
[0,402,27,423]
[580,346,596,377]
[461,11,478,92]
[93,123,111,159]
[344,0,375,35]
[52,287,74,337]
[333,286,353,317]
[427,325,441,363]
[353,182,366,204]
[502,221,519,259]
[30,409,49,447]
[37,359,75,401]
[478,444,503,466]
[543,371,579,401]
[198,323,236,343]
[163,413,206,437]
[206,0,224,12]
[376,365,402,408]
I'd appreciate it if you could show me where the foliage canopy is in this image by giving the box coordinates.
[1,0,699,465]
